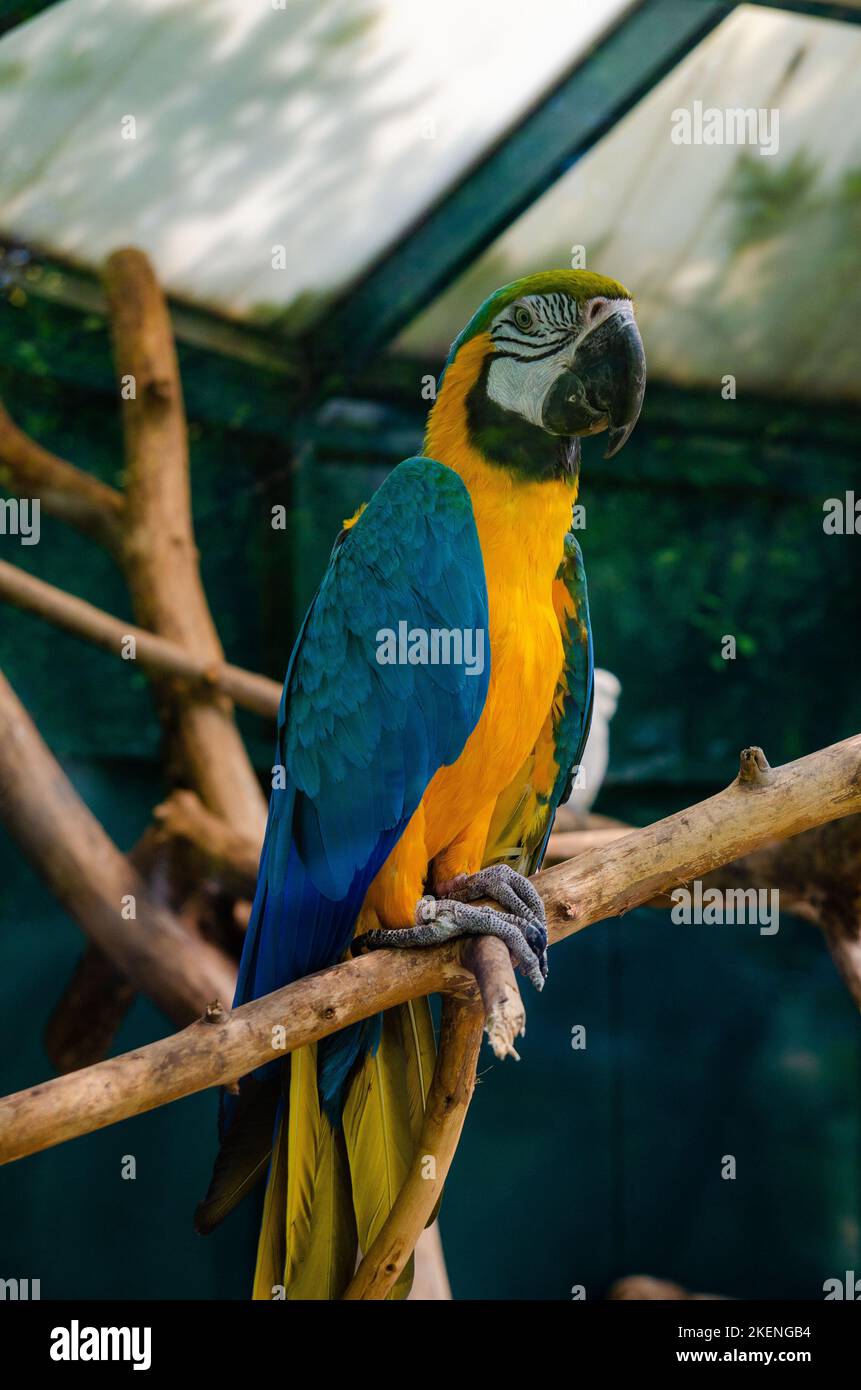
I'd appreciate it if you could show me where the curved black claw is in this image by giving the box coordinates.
[364,864,548,990]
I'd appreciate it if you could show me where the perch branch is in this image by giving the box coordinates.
[0,400,124,555]
[2,733,860,1165]
[549,803,861,1004]
[0,560,281,719]
[0,944,470,1165]
[533,741,861,942]
[343,993,485,1300]
[0,668,236,1026]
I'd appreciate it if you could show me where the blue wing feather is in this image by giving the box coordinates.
[232,457,489,1112]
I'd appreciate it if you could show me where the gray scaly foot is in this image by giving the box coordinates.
[363,863,548,991]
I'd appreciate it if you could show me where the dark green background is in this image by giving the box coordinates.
[1,294,859,1299]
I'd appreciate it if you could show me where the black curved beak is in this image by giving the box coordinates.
[541,305,646,458]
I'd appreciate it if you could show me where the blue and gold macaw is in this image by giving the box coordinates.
[197,270,645,1298]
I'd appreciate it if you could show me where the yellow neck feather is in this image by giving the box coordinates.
[424,333,577,593]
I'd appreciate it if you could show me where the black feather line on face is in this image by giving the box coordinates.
[493,337,576,364]
[493,294,579,346]
[548,295,566,328]
[495,329,575,353]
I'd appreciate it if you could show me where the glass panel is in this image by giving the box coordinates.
[397,4,861,401]
[0,0,629,328]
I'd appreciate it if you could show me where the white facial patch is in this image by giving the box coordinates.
[486,292,632,428]
[486,350,570,427]
[486,292,578,426]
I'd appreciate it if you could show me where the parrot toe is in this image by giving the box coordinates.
[363,865,548,990]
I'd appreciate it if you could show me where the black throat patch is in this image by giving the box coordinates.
[465,357,580,484]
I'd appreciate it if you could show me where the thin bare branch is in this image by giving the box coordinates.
[0,400,124,555]
[0,560,281,719]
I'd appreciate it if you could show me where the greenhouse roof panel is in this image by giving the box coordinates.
[397,4,861,402]
[0,0,632,328]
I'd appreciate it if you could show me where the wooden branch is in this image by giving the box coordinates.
[152,789,260,898]
[821,911,861,1010]
[534,739,861,945]
[698,816,861,1006]
[0,668,236,1026]
[3,733,860,1167]
[43,947,137,1074]
[41,248,271,1067]
[3,248,271,1070]
[551,807,861,1003]
[463,935,525,1060]
[343,994,485,1300]
[695,813,861,910]
[0,560,281,719]
[43,824,199,1073]
[0,400,124,555]
[104,248,268,840]
[0,944,471,1165]
[609,1275,726,1300]
[545,825,630,864]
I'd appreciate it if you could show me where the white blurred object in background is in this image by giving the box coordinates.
[563,669,621,820]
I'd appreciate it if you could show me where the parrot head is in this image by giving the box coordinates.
[434,270,646,480]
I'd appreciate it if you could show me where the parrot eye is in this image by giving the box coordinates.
[513,305,534,331]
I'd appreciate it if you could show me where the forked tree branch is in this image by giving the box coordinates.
[548,800,861,1004]
[0,249,274,1070]
[151,789,261,899]
[1,733,859,1168]
[104,248,268,841]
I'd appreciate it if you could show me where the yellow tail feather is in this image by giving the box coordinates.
[252,1043,320,1300]
[251,999,438,1301]
[288,1115,357,1300]
[252,1101,288,1299]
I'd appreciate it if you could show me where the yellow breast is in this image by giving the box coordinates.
[420,333,577,858]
